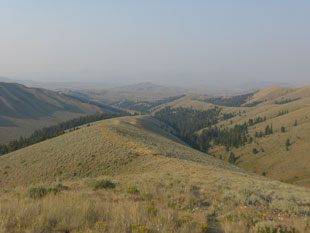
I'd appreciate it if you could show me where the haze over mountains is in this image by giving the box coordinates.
[0,75,295,94]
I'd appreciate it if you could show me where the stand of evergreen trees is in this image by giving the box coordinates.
[202,92,256,107]
[155,106,269,154]
[0,112,126,156]
[154,106,221,145]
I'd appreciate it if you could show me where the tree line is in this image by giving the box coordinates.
[0,112,126,156]
[202,92,255,107]
[155,106,269,154]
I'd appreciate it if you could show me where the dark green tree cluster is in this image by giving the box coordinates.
[154,106,221,146]
[155,107,267,154]
[0,112,124,156]
[254,124,273,138]
[222,113,235,120]
[265,124,273,135]
[228,152,239,164]
[197,123,250,153]
[202,92,255,107]
[243,101,263,107]
[252,148,259,154]
[278,110,289,116]
[248,116,266,126]
[275,98,300,104]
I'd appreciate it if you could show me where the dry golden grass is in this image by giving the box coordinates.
[1,115,310,232]
[246,86,310,106]
[1,157,310,233]
[159,87,310,187]
[209,101,310,187]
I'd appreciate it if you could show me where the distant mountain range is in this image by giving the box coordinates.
[0,76,116,91]
[0,76,298,94]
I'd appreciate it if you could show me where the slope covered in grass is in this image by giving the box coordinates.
[1,116,310,233]
[151,86,310,187]
[0,82,123,143]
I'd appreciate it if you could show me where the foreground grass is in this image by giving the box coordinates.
[1,159,310,233]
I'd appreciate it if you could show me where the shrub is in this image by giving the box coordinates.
[29,186,48,199]
[176,215,193,226]
[132,224,150,233]
[281,126,286,133]
[29,183,69,199]
[94,179,116,190]
[95,221,108,231]
[55,183,69,191]
[200,224,209,233]
[285,138,291,150]
[228,152,238,164]
[147,206,158,216]
[253,148,259,154]
[255,222,298,233]
[140,193,153,201]
[125,186,139,194]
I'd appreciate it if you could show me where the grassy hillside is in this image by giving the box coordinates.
[151,86,310,187]
[0,82,122,143]
[1,116,310,232]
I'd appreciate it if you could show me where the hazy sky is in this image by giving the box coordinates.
[0,0,309,85]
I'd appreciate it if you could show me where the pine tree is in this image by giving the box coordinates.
[252,148,259,154]
[286,138,291,151]
[281,126,286,133]
[228,152,238,164]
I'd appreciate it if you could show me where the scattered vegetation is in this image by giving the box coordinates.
[93,179,116,190]
[155,106,269,154]
[0,112,126,156]
[0,115,310,232]
[228,152,239,164]
[202,92,256,107]
[275,98,301,104]
[286,138,291,151]
[29,183,68,199]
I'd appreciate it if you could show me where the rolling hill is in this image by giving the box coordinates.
[151,86,310,187]
[0,82,122,143]
[0,115,310,233]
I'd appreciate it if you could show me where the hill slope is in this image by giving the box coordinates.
[0,116,310,233]
[0,82,120,143]
[151,86,310,187]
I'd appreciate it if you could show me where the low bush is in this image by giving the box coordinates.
[132,224,150,233]
[29,187,48,199]
[255,222,298,233]
[125,186,139,194]
[94,179,116,190]
[29,183,69,199]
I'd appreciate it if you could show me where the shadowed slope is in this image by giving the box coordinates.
[0,82,120,143]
